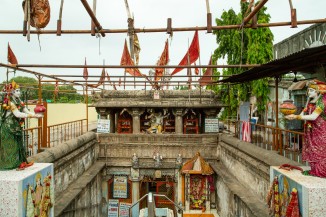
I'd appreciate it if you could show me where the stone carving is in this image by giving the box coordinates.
[132,153,139,168]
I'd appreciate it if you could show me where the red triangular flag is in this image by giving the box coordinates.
[171,31,200,76]
[83,58,88,80]
[120,39,143,77]
[199,56,213,86]
[8,43,18,64]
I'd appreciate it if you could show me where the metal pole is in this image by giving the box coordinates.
[1,18,325,34]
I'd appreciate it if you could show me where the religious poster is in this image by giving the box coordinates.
[113,175,128,198]
[119,202,132,217]
[97,119,110,133]
[205,118,219,133]
[108,199,119,217]
[21,163,54,217]
[153,90,160,99]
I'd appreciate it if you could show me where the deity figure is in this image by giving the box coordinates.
[132,153,139,168]
[0,81,43,170]
[285,80,326,177]
[176,154,183,168]
[153,152,163,168]
[147,111,165,134]
[33,173,43,216]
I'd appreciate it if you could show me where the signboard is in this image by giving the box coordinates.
[108,199,119,217]
[205,118,219,133]
[119,202,132,217]
[113,175,128,198]
[153,90,160,99]
[97,119,110,133]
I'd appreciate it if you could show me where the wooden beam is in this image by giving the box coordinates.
[80,0,105,37]
[242,0,268,26]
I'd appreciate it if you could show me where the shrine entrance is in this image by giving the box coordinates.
[139,176,176,214]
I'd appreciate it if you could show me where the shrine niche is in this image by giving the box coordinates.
[181,152,215,212]
[183,109,200,134]
[117,108,132,134]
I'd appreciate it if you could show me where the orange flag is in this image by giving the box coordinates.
[199,55,213,86]
[120,39,143,77]
[155,39,169,81]
[171,30,200,76]
[105,71,117,90]
[83,58,88,80]
[8,43,18,64]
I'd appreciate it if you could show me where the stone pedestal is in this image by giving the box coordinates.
[0,163,54,217]
[270,166,326,217]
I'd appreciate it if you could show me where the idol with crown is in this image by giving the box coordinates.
[0,80,43,170]
[286,79,326,178]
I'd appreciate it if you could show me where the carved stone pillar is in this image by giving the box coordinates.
[174,109,184,134]
[203,108,218,118]
[132,108,141,133]
[96,108,110,119]
[109,110,115,133]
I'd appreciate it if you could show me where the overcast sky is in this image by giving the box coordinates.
[0,0,325,90]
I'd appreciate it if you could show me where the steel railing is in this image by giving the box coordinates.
[47,119,87,148]
[235,120,304,163]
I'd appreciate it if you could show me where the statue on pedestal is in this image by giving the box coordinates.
[0,81,43,170]
[285,80,326,177]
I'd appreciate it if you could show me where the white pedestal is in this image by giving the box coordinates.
[0,163,54,217]
[271,166,326,217]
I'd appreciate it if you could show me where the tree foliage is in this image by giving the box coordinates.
[212,2,274,119]
[1,76,84,103]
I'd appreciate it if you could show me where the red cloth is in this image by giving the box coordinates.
[303,94,326,177]
[8,43,18,64]
[199,55,213,86]
[120,39,143,77]
[83,58,88,80]
[155,39,169,81]
[171,31,200,75]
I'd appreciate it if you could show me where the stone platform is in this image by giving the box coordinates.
[270,166,326,217]
[0,163,54,217]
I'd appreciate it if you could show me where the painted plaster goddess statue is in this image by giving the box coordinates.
[0,81,43,170]
[285,80,326,177]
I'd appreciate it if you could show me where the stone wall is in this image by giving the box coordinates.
[213,134,302,217]
[28,132,105,217]
[98,134,219,169]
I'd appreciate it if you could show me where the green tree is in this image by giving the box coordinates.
[212,2,274,119]
[1,76,84,103]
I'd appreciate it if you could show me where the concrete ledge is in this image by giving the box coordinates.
[54,161,106,217]
[28,132,97,163]
[211,162,269,217]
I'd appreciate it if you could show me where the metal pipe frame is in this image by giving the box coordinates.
[0,18,325,35]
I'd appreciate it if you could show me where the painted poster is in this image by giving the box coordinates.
[119,202,131,217]
[97,119,110,133]
[22,164,54,217]
[108,199,119,217]
[113,175,128,198]
[205,118,219,133]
